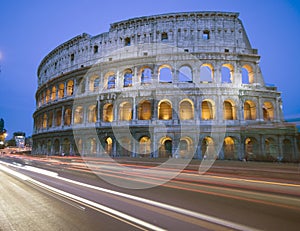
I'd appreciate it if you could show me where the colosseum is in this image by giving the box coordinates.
[32,11,299,161]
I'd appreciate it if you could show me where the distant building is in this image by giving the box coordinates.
[33,12,299,161]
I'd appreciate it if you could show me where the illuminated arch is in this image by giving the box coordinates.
[67,80,74,96]
[263,102,274,121]
[88,105,97,123]
[158,100,172,120]
[123,69,133,87]
[103,103,113,122]
[64,108,72,126]
[74,106,83,124]
[242,64,254,84]
[51,86,56,101]
[139,136,151,156]
[138,100,151,120]
[201,99,215,120]
[58,83,64,98]
[223,100,236,120]
[89,75,100,92]
[105,72,116,89]
[119,101,132,121]
[179,99,194,120]
[223,137,236,159]
[221,63,234,83]
[244,100,256,120]
[159,136,172,158]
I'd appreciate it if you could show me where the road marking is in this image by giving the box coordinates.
[0,164,166,231]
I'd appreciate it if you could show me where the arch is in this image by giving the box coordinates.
[58,83,64,98]
[43,113,47,129]
[103,103,113,122]
[179,136,193,158]
[123,69,133,87]
[67,80,74,96]
[53,139,60,155]
[158,65,172,83]
[245,137,258,160]
[140,67,152,84]
[138,100,152,120]
[158,100,172,120]
[200,64,213,83]
[244,100,256,120]
[265,137,277,159]
[124,37,131,46]
[62,138,70,155]
[159,137,172,158]
[223,100,236,120]
[242,64,254,84]
[51,86,56,101]
[221,64,234,83]
[64,108,72,126]
[55,109,62,126]
[161,32,168,41]
[119,101,132,121]
[105,137,113,156]
[263,102,274,121]
[178,65,192,82]
[46,89,50,103]
[105,72,116,89]
[139,136,151,156]
[179,99,194,120]
[201,99,215,120]
[74,106,83,124]
[88,105,97,123]
[48,111,53,128]
[223,137,236,159]
[89,75,100,92]
[78,78,86,94]
[201,137,215,159]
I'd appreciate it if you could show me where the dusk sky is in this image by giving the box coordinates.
[0,0,300,139]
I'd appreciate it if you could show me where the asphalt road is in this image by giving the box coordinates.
[1,155,300,231]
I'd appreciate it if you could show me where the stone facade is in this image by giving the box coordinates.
[32,12,299,161]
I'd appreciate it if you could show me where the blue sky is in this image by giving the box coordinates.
[0,0,300,139]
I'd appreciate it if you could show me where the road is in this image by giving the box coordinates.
[1,154,300,231]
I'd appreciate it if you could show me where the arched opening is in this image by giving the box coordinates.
[244,100,256,120]
[179,137,193,158]
[159,137,172,158]
[67,80,74,96]
[89,76,100,92]
[119,101,132,121]
[48,111,53,128]
[62,138,70,155]
[221,64,234,83]
[158,100,172,120]
[46,89,50,103]
[53,139,60,155]
[242,64,254,84]
[263,102,274,121]
[76,139,83,155]
[139,136,151,156]
[178,66,192,82]
[223,100,236,120]
[78,78,86,94]
[105,72,116,89]
[161,32,168,41]
[74,106,83,124]
[88,105,97,123]
[64,108,72,126]
[123,69,133,87]
[179,100,194,120]
[51,86,56,101]
[103,103,113,122]
[141,67,152,84]
[223,137,236,160]
[201,100,214,120]
[124,37,131,46]
[55,109,62,126]
[43,113,47,129]
[245,137,258,160]
[105,137,113,156]
[58,83,64,98]
[265,138,277,160]
[138,100,152,120]
[159,65,172,83]
[200,64,213,83]
[283,139,293,161]
[201,137,215,159]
